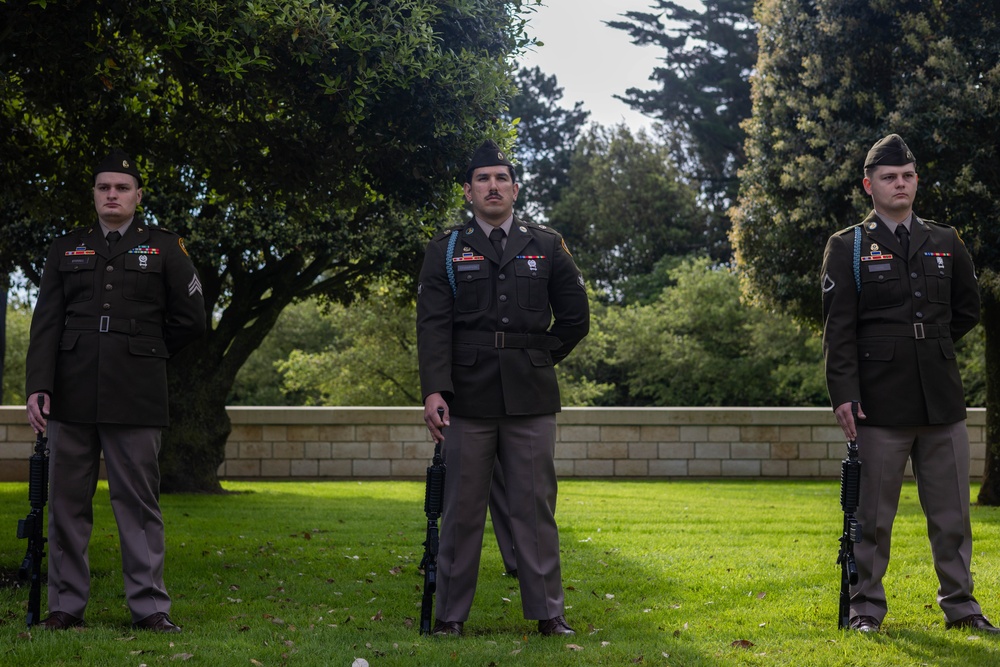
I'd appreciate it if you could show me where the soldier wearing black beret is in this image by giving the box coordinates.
[417,139,589,637]
[821,134,996,633]
[25,149,206,632]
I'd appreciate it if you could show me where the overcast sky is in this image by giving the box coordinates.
[516,0,666,132]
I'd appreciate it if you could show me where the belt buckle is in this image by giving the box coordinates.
[99,315,110,333]
[913,323,925,340]
[494,331,505,348]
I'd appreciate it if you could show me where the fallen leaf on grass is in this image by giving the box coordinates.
[566,644,584,651]
[631,656,644,664]
[587,623,599,634]
[351,659,370,667]
[171,653,194,661]
[371,610,383,621]
[249,660,263,667]
[731,639,755,649]
[756,591,766,599]
[389,567,402,575]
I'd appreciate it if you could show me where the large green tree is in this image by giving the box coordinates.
[0,0,536,491]
[548,125,704,303]
[609,0,757,259]
[731,0,1000,501]
[506,66,590,223]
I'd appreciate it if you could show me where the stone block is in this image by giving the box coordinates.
[722,460,761,477]
[694,442,729,459]
[649,459,688,476]
[589,441,628,459]
[614,459,648,476]
[688,459,721,476]
[573,459,614,477]
[640,426,680,442]
[731,442,770,459]
[658,442,695,459]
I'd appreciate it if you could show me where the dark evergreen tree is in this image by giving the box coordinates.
[609,0,757,259]
[732,0,1000,502]
[507,66,590,223]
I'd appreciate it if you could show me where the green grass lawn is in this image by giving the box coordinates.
[1,479,1000,666]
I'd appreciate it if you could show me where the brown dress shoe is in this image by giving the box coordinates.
[38,611,84,630]
[946,614,1000,634]
[848,615,881,633]
[538,615,575,636]
[431,620,463,636]
[133,612,182,633]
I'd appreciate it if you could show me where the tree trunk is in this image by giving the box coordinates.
[159,343,231,493]
[977,289,1000,504]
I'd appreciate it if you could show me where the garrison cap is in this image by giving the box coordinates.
[93,148,143,188]
[864,134,915,170]
[465,139,516,183]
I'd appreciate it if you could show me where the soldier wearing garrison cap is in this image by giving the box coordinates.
[417,139,589,637]
[25,149,206,632]
[821,134,995,634]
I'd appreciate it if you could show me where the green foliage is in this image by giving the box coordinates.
[732,0,1000,321]
[276,283,421,406]
[227,299,339,406]
[2,303,30,406]
[609,0,758,260]
[507,66,590,223]
[549,125,705,303]
[0,0,538,489]
[564,257,827,407]
[3,479,1000,665]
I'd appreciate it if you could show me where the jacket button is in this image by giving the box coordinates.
[499,294,507,302]
[914,291,922,298]
[911,272,918,279]
[916,312,924,318]
[151,348,158,354]
[499,273,506,280]
[864,352,870,358]
[105,284,113,291]
[106,265,114,272]
[102,303,111,310]
[501,317,510,324]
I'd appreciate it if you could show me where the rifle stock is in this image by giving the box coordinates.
[419,407,446,635]
[17,395,49,628]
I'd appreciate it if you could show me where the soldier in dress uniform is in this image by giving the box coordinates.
[417,140,589,636]
[25,149,206,632]
[821,134,996,634]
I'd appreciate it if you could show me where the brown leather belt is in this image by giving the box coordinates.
[453,330,561,350]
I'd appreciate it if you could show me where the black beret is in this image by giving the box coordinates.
[864,134,915,170]
[465,139,516,183]
[93,148,143,187]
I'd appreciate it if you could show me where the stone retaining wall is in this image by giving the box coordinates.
[0,406,987,482]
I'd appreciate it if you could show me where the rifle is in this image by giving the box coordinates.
[419,407,446,635]
[836,402,862,630]
[17,394,50,628]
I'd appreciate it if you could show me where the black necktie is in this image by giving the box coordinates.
[895,224,909,258]
[489,227,505,259]
[106,230,121,252]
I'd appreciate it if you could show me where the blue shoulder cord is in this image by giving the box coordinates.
[446,230,459,297]
[853,226,861,294]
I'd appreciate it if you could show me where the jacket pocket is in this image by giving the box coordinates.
[58,255,97,304]
[860,262,904,309]
[452,344,479,366]
[526,348,553,367]
[455,263,491,313]
[128,336,170,359]
[858,340,894,362]
[58,331,81,351]
[123,253,164,302]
